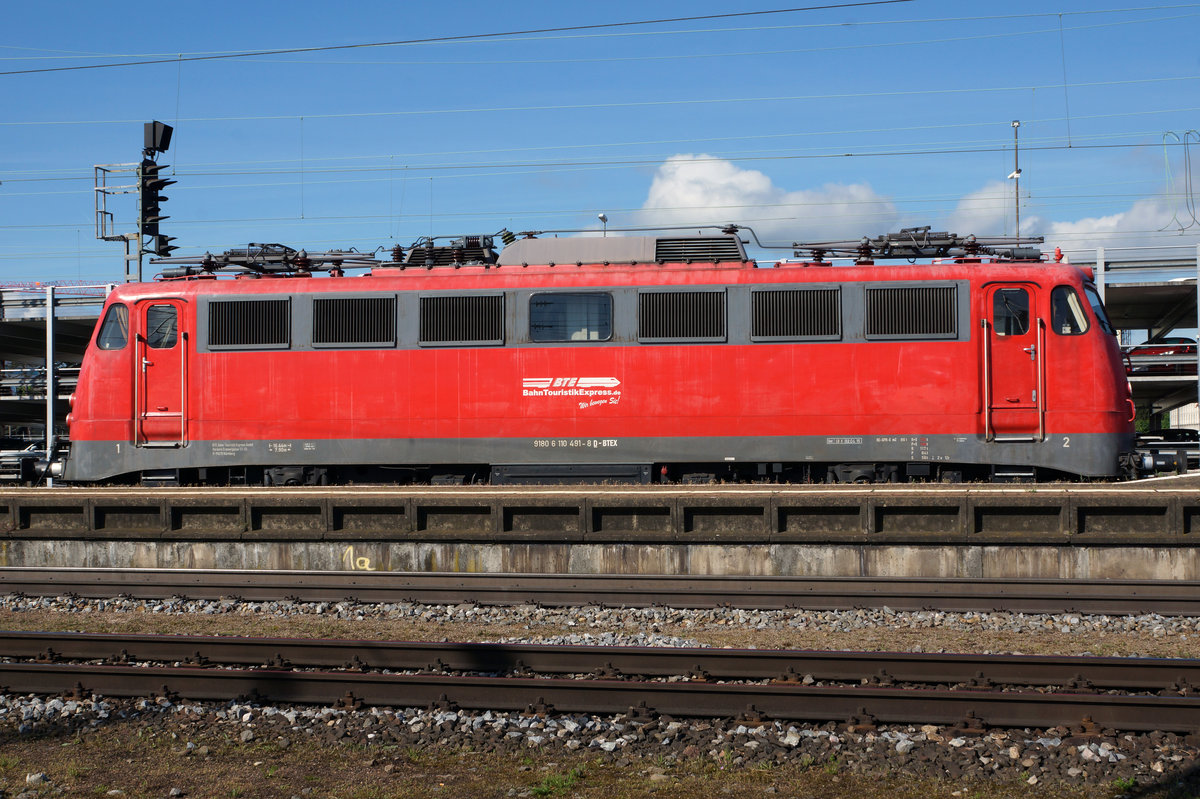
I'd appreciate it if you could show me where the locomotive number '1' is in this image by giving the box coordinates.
[341,545,376,571]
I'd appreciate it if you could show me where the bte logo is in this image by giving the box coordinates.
[523,377,621,389]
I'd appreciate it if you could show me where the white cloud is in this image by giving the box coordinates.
[637,156,1200,255]
[636,154,899,243]
[949,182,1200,251]
[946,180,1044,238]
[1046,196,1186,248]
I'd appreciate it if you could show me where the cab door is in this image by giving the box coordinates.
[983,284,1044,440]
[135,300,188,446]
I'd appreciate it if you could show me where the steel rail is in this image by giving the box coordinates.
[4,567,1200,615]
[5,631,1200,692]
[2,661,1198,733]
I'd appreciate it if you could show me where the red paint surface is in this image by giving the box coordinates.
[68,259,1133,446]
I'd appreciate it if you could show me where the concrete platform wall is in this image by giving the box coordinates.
[2,539,1199,579]
[2,485,1199,578]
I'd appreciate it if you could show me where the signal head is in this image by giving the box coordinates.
[148,234,178,258]
[144,121,173,154]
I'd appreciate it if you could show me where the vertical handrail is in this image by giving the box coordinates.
[180,330,188,447]
[133,333,142,447]
[1036,317,1046,442]
[981,318,992,442]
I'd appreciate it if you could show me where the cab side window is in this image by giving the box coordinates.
[96,304,129,350]
[1051,286,1089,335]
[993,288,1029,335]
[145,305,178,349]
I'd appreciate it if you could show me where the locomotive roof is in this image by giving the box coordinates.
[114,258,1095,306]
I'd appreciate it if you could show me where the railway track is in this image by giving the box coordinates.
[7,630,1200,689]
[4,567,1200,615]
[3,632,1199,732]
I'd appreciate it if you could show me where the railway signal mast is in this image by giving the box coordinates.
[139,122,177,261]
[93,121,175,282]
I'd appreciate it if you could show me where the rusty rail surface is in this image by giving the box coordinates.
[6,631,1200,691]
[4,567,1200,615]
[3,632,1200,732]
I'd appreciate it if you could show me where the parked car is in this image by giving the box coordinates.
[1124,337,1197,374]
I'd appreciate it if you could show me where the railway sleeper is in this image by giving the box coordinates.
[947,710,989,737]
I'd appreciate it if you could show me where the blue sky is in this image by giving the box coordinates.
[3,0,1200,283]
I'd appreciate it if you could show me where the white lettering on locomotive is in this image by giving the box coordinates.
[523,377,620,389]
[522,376,622,404]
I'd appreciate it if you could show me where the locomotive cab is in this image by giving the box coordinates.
[64,292,193,481]
[978,272,1132,480]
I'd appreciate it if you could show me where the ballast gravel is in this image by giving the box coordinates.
[1,690,1197,788]
[2,593,1199,655]
[6,591,1200,793]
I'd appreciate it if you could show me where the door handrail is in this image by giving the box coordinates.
[180,331,188,447]
[981,318,992,442]
[1036,317,1046,442]
[133,333,142,447]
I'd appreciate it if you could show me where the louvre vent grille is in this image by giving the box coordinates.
[653,237,743,262]
[420,295,504,344]
[208,299,290,348]
[638,291,726,340]
[752,288,841,339]
[865,286,957,338]
[313,297,396,346]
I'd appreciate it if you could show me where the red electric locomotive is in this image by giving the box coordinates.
[62,228,1136,484]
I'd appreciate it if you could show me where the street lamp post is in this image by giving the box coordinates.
[1009,120,1022,238]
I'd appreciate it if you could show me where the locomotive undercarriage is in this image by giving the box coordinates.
[118,459,1081,487]
[59,427,1135,485]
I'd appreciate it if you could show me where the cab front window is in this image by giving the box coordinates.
[1083,284,1117,335]
[1051,286,1089,335]
[95,304,129,350]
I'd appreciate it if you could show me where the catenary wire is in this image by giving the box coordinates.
[5,104,1200,183]
[3,74,1196,127]
[2,4,1197,64]
[2,140,1198,198]
[0,1,914,76]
